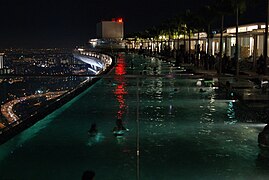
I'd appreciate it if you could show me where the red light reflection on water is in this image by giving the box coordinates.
[115,58,126,75]
[114,54,128,119]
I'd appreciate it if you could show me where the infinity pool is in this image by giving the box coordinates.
[0,53,267,180]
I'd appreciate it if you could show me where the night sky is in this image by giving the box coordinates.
[0,0,266,48]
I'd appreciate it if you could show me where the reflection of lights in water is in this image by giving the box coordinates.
[115,64,126,75]
[227,102,235,119]
[115,135,126,144]
[114,54,128,119]
[166,74,174,78]
[115,55,126,75]
[196,80,202,86]
[225,101,237,124]
[210,96,215,104]
[87,133,104,146]
[168,105,173,115]
[114,83,127,119]
[245,123,267,128]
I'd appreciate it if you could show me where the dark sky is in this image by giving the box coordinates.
[0,0,266,48]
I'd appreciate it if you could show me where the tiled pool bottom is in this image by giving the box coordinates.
[0,53,268,180]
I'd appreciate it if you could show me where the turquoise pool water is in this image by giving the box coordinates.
[0,53,267,180]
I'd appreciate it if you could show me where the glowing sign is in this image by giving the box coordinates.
[117,18,123,23]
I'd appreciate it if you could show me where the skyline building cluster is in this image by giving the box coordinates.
[0,53,4,69]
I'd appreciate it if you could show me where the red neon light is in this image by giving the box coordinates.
[117,18,123,23]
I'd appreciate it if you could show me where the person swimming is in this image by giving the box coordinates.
[88,123,98,136]
[113,119,127,131]
[113,119,128,136]
[258,124,269,148]
[199,88,206,93]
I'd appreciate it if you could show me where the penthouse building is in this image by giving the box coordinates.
[96,18,124,39]
[88,18,125,49]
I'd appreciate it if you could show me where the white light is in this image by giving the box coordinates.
[77,48,84,51]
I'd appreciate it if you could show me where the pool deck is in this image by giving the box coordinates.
[194,67,269,112]
[147,53,269,111]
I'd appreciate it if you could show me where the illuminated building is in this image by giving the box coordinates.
[126,22,269,68]
[88,18,125,48]
[96,18,124,39]
[73,49,113,75]
[0,53,4,69]
[0,53,9,74]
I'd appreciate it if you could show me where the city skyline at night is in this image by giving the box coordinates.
[1,1,269,177]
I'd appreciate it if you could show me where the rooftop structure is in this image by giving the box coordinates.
[73,49,113,75]
[96,18,124,39]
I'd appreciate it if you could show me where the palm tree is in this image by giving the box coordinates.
[157,23,169,53]
[176,11,189,54]
[190,10,208,67]
[264,0,269,74]
[164,17,185,54]
[193,14,205,61]
[229,0,247,76]
[182,9,201,63]
[173,16,185,50]
[183,9,193,63]
[168,17,182,50]
[145,26,160,54]
[212,0,234,74]
[196,5,218,60]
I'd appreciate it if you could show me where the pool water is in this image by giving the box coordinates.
[0,53,268,180]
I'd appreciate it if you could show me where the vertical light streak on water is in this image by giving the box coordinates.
[136,77,140,180]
